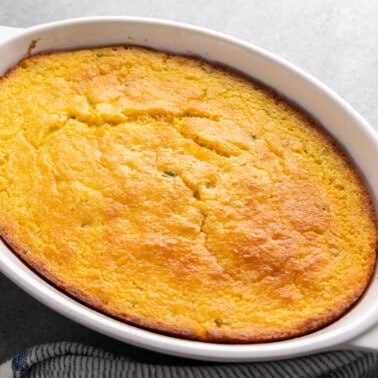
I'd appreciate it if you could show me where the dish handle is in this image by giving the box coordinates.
[0,26,23,43]
[341,321,378,352]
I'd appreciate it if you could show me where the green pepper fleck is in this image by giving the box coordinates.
[81,219,91,228]
[24,246,32,254]
[214,318,230,327]
[162,171,177,178]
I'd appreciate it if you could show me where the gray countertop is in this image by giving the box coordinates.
[0,0,377,364]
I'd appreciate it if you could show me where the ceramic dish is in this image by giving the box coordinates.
[0,17,377,362]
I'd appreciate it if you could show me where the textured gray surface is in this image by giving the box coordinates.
[0,0,377,364]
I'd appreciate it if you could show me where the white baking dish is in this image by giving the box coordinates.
[0,17,377,362]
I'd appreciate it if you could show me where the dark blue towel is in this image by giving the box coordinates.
[0,342,377,377]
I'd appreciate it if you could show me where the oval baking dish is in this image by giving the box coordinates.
[0,17,377,362]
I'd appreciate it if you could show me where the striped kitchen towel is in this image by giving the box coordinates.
[0,342,377,377]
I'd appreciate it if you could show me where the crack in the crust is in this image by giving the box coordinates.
[178,176,208,240]
[199,213,207,239]
[69,109,238,159]
[30,105,249,162]
[177,175,237,280]
[263,139,288,175]
[176,127,237,158]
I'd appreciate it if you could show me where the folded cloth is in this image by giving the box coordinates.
[0,342,377,378]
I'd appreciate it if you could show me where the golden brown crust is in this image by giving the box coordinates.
[4,223,373,344]
[3,220,375,343]
[0,45,376,343]
[0,227,199,340]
